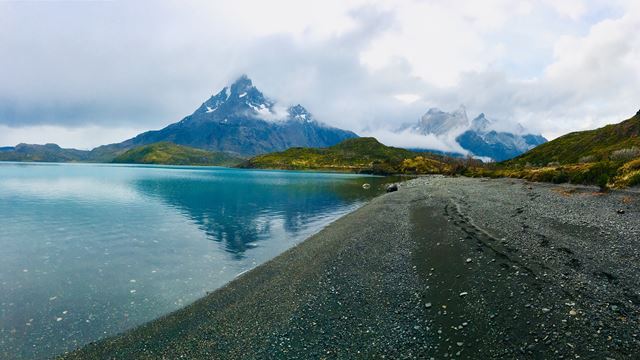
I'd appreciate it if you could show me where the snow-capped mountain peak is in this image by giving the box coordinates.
[470,113,492,132]
[287,104,315,123]
[189,75,346,130]
[416,105,469,136]
[194,75,276,118]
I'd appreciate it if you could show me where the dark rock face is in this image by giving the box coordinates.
[94,75,358,156]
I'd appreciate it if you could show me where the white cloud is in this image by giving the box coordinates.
[394,94,420,104]
[364,129,469,154]
[543,0,587,20]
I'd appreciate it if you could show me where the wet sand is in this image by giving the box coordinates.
[61,176,640,359]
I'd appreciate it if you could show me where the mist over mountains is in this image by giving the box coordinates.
[394,106,547,161]
[0,76,548,163]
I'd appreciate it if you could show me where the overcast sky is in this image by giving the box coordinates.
[0,0,638,149]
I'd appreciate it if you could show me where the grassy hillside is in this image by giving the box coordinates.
[240,137,462,175]
[469,111,640,188]
[0,143,92,162]
[507,111,640,166]
[112,142,244,166]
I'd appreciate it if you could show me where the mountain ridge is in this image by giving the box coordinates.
[398,107,547,161]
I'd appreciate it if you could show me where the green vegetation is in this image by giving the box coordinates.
[240,137,479,175]
[0,143,91,162]
[467,111,640,189]
[113,142,244,166]
[506,111,640,166]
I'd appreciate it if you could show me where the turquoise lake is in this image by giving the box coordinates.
[0,162,395,359]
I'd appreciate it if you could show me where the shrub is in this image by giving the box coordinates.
[578,155,596,163]
[628,172,640,187]
[610,147,640,161]
[552,170,570,184]
[624,158,640,171]
[569,161,618,185]
[596,174,609,192]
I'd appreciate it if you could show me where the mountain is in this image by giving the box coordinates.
[403,105,470,135]
[112,142,244,166]
[0,143,91,162]
[93,75,358,157]
[507,110,640,166]
[240,137,453,175]
[457,113,548,161]
[399,108,547,161]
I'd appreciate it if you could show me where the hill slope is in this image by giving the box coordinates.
[0,143,91,162]
[93,75,358,157]
[240,137,454,175]
[508,111,640,166]
[112,142,244,166]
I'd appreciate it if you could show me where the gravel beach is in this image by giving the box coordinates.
[61,176,640,359]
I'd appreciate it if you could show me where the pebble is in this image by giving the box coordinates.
[466,258,472,263]
[459,292,468,297]
[425,303,432,309]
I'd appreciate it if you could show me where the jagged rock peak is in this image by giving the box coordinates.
[471,113,492,132]
[229,74,254,95]
[418,105,469,135]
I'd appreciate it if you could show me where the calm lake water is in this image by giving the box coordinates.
[0,162,394,359]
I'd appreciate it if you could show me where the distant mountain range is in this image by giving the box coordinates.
[399,106,547,161]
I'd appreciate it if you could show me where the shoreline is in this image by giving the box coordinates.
[61,176,640,359]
